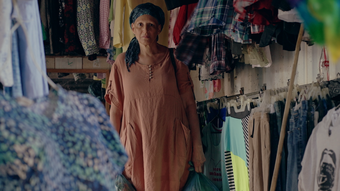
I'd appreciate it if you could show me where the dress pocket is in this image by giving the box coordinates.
[172,119,191,158]
[121,123,137,178]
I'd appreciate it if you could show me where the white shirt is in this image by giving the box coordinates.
[299,108,340,191]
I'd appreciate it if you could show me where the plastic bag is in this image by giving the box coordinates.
[114,174,136,191]
[182,171,220,191]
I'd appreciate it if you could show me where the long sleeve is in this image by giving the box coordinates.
[113,0,125,48]
[99,0,111,49]
[175,57,206,172]
[77,0,99,56]
[105,63,124,133]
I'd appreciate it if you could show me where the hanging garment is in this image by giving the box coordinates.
[168,7,180,48]
[46,0,63,54]
[64,0,83,54]
[244,0,281,26]
[199,46,224,81]
[164,0,198,10]
[210,33,235,75]
[202,123,223,190]
[286,100,308,191]
[113,0,169,52]
[0,0,13,87]
[299,108,340,191]
[259,22,301,51]
[248,112,271,191]
[186,0,251,44]
[105,50,194,190]
[221,116,250,191]
[244,44,272,68]
[251,24,266,34]
[99,0,111,49]
[224,105,253,191]
[175,32,209,69]
[40,0,47,36]
[13,0,49,99]
[0,85,128,190]
[273,100,290,191]
[233,0,259,22]
[272,0,292,11]
[4,20,23,98]
[77,0,99,56]
[173,3,198,45]
[278,9,302,23]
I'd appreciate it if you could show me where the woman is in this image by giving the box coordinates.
[105,3,205,190]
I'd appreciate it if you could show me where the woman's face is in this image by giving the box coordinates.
[131,14,162,46]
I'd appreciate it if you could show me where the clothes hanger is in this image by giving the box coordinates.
[11,0,58,92]
[207,99,225,125]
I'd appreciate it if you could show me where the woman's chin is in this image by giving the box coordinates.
[139,39,156,46]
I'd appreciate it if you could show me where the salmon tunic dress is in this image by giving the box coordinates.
[105,50,194,191]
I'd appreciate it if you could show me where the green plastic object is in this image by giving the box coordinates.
[183,162,220,191]
[115,174,136,191]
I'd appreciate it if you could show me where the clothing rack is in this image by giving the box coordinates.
[270,24,305,191]
[195,24,318,190]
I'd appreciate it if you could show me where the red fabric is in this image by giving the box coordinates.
[245,0,280,25]
[173,3,198,45]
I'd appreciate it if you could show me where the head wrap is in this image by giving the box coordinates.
[125,3,165,71]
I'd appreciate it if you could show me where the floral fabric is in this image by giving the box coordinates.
[0,85,128,190]
[77,0,99,56]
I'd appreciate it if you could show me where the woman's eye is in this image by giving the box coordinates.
[138,23,143,27]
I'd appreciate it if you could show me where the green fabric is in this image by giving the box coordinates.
[41,22,47,41]
[230,152,249,191]
[221,116,249,191]
[224,117,247,161]
[109,0,114,23]
[114,47,122,60]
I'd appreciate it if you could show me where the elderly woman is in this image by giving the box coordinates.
[105,3,205,190]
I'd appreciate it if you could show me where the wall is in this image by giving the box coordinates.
[191,43,340,102]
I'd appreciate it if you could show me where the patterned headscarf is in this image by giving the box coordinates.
[125,3,165,71]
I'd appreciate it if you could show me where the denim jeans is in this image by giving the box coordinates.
[286,100,308,191]
[273,101,287,191]
[306,98,315,140]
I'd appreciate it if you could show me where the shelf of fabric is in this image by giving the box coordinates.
[45,56,111,69]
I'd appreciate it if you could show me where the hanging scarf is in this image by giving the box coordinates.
[125,3,165,71]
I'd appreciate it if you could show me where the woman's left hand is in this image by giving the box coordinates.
[192,146,206,173]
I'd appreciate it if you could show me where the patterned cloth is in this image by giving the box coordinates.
[234,0,259,22]
[99,0,111,49]
[185,0,251,44]
[0,85,128,190]
[77,0,99,56]
[199,45,224,81]
[210,33,226,75]
[0,0,13,87]
[251,24,265,34]
[175,32,209,69]
[64,0,83,53]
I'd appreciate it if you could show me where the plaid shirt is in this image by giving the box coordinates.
[210,33,226,75]
[251,24,265,34]
[234,0,259,22]
[186,0,251,44]
[175,32,209,69]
